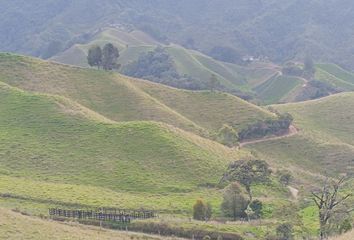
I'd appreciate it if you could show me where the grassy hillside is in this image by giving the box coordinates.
[51,28,283,100]
[246,93,354,177]
[0,53,349,239]
[316,64,354,90]
[277,93,354,146]
[0,53,273,135]
[135,80,273,132]
[317,64,354,85]
[253,74,304,104]
[0,79,262,219]
[0,81,248,194]
[0,208,173,240]
[53,28,333,105]
[0,53,277,215]
[52,29,159,67]
[53,32,354,106]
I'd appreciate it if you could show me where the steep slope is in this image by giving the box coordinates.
[0,81,247,194]
[135,80,273,131]
[0,53,273,135]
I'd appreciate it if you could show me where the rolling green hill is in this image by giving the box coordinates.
[0,78,258,217]
[53,28,340,105]
[0,52,352,239]
[0,52,275,213]
[245,93,354,177]
[52,29,283,89]
[52,28,278,95]
[0,55,300,238]
[0,53,274,136]
[0,81,247,193]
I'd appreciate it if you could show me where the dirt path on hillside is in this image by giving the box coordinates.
[298,76,309,87]
[239,125,299,147]
[278,70,309,87]
[287,186,299,200]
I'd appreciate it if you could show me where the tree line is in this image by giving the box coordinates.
[238,113,293,142]
[213,112,293,148]
[282,56,316,80]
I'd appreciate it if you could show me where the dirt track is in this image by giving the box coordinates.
[239,125,299,147]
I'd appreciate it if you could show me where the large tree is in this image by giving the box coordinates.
[102,43,120,70]
[303,56,316,79]
[221,159,272,201]
[221,182,248,221]
[216,124,239,147]
[193,199,212,221]
[87,45,102,69]
[311,177,352,239]
[208,74,220,92]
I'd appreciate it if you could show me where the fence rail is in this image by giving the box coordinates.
[49,208,156,223]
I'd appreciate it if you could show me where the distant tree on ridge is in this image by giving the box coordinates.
[87,45,102,69]
[102,43,120,71]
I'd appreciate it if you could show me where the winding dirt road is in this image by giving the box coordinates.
[239,125,299,147]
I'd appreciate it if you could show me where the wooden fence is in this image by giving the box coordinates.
[49,208,156,223]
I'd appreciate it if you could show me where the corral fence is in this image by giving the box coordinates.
[49,208,156,223]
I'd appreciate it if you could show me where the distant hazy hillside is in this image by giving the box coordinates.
[2,0,354,68]
[51,28,285,101]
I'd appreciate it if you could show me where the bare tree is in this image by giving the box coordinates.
[311,177,352,239]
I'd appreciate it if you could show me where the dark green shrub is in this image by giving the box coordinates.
[249,199,263,219]
[276,223,293,240]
